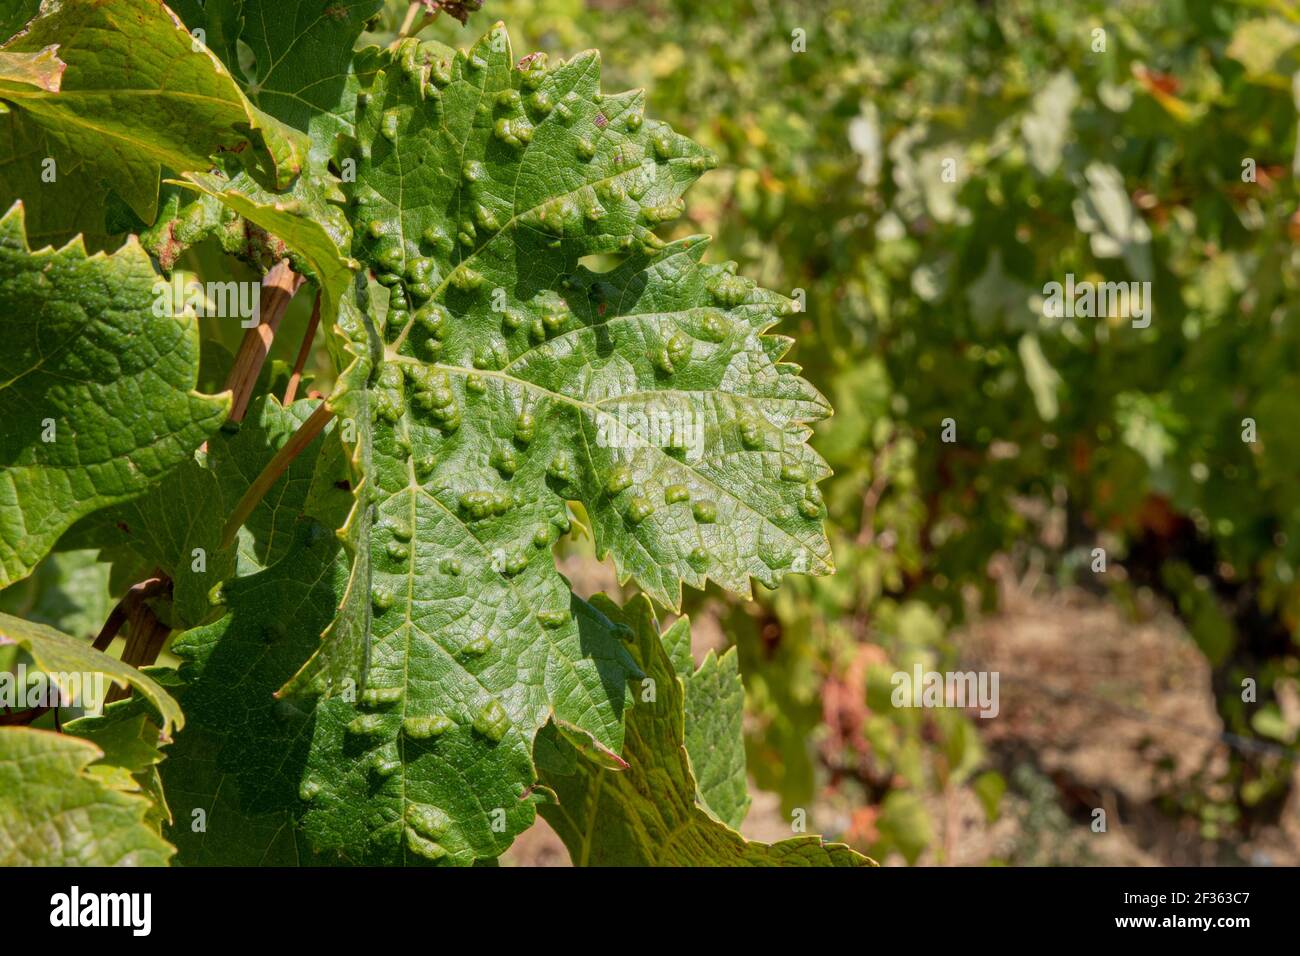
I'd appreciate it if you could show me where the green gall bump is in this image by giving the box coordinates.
[387,541,409,561]
[451,267,485,291]
[406,803,451,838]
[406,257,435,284]
[405,828,447,861]
[781,462,809,483]
[799,498,822,519]
[473,699,511,742]
[664,483,689,504]
[688,547,710,568]
[362,685,404,707]
[652,347,674,375]
[528,90,553,115]
[693,500,718,523]
[440,557,462,576]
[421,224,450,249]
[652,129,674,160]
[492,446,519,477]
[494,117,533,147]
[547,452,576,483]
[700,312,729,342]
[371,586,395,611]
[466,374,486,393]
[740,419,764,449]
[514,408,535,442]
[462,160,485,183]
[381,109,400,142]
[533,525,550,548]
[496,89,521,110]
[347,713,387,736]
[628,496,655,524]
[576,138,595,161]
[299,779,321,801]
[537,609,567,629]
[666,331,691,366]
[403,715,454,739]
[462,634,493,656]
[372,755,401,777]
[605,465,633,495]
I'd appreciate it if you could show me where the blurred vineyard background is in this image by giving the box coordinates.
[7,0,1300,865]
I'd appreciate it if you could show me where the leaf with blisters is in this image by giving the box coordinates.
[346,25,831,612]
[537,596,871,866]
[0,202,230,589]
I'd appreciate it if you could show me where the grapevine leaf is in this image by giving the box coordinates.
[681,642,751,830]
[166,520,344,862]
[66,706,172,829]
[218,0,385,165]
[0,105,117,251]
[0,44,63,91]
[0,726,173,865]
[537,596,871,866]
[162,170,377,699]
[348,26,832,612]
[0,0,39,43]
[0,202,230,589]
[65,396,353,630]
[0,610,183,734]
[0,0,307,224]
[0,548,113,641]
[94,668,316,865]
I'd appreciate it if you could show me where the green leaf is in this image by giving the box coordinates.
[272,22,833,864]
[349,27,832,611]
[0,726,174,865]
[0,610,183,734]
[66,396,353,630]
[0,103,119,251]
[66,706,172,830]
[0,44,63,92]
[160,163,377,701]
[537,596,870,866]
[0,1,39,43]
[682,640,751,830]
[220,1,385,165]
[165,521,345,864]
[0,202,230,589]
[0,549,112,641]
[0,0,307,224]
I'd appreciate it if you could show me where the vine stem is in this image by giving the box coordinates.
[226,259,303,423]
[283,293,321,404]
[220,402,334,551]
[396,2,422,37]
